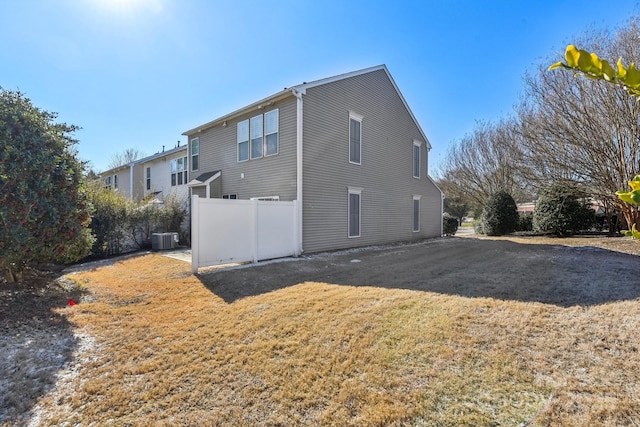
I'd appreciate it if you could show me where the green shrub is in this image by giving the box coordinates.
[473,218,484,234]
[443,215,459,236]
[87,185,189,257]
[87,182,132,257]
[517,213,533,232]
[533,183,594,237]
[479,191,518,236]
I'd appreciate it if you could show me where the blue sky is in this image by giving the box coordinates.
[1,0,638,173]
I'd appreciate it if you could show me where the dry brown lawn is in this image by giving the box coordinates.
[13,236,640,426]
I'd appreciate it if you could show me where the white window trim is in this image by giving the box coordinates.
[413,195,422,232]
[191,137,200,171]
[222,193,238,199]
[413,140,421,179]
[349,112,363,165]
[348,186,363,238]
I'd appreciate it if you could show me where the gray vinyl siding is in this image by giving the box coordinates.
[188,95,297,201]
[302,69,442,253]
[191,186,206,198]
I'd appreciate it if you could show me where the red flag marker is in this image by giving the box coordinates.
[68,298,76,306]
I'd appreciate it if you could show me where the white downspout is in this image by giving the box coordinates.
[293,88,304,255]
[129,162,135,199]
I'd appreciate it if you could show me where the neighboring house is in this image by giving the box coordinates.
[517,202,536,214]
[99,144,189,203]
[183,64,443,254]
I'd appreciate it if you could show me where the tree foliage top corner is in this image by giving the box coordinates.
[549,44,640,96]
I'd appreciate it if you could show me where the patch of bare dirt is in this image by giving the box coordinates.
[0,270,85,426]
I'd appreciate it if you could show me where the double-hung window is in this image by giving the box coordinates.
[170,156,189,186]
[348,187,362,238]
[146,167,151,191]
[349,112,362,165]
[191,138,199,171]
[113,175,118,190]
[238,109,279,162]
[250,115,263,159]
[265,109,279,156]
[413,140,421,178]
[238,120,249,162]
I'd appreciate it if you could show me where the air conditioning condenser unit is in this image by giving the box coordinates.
[151,232,179,250]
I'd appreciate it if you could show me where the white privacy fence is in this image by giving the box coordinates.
[191,196,299,273]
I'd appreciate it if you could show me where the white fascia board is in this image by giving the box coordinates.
[137,145,188,165]
[182,89,293,136]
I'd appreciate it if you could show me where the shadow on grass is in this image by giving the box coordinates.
[0,275,87,425]
[197,238,640,307]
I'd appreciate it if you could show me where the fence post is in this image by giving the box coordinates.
[252,199,259,263]
[191,195,199,274]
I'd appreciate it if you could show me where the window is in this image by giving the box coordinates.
[238,120,249,162]
[171,156,188,186]
[413,140,421,178]
[237,109,279,162]
[222,194,238,199]
[250,115,263,159]
[348,187,362,238]
[146,167,151,191]
[113,175,118,190]
[349,112,363,165]
[265,109,279,156]
[104,176,111,188]
[191,138,199,171]
[413,196,421,232]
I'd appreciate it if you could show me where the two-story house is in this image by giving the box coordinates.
[184,65,443,255]
[99,144,189,203]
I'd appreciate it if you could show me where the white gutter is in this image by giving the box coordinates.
[293,88,304,255]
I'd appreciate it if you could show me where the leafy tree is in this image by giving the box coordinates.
[479,191,518,236]
[533,183,594,237]
[0,89,94,282]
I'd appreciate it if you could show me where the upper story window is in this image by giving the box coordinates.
[250,115,263,159]
[238,109,279,162]
[146,167,151,191]
[264,109,279,156]
[191,138,199,171]
[171,156,188,186]
[349,112,363,165]
[238,120,249,162]
[413,140,421,179]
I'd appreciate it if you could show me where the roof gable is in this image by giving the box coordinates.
[182,65,430,149]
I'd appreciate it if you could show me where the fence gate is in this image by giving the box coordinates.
[191,196,299,272]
